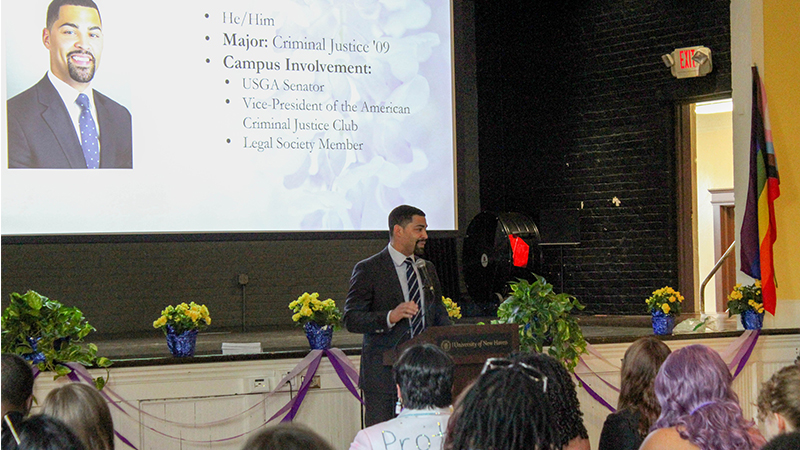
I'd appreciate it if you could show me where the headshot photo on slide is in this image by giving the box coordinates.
[5,0,133,169]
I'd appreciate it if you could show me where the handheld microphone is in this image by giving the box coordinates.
[414,258,434,290]
[413,258,436,333]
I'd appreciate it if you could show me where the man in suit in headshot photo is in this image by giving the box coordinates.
[7,0,132,169]
[343,205,451,427]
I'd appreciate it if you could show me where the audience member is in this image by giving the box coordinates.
[242,423,335,450]
[761,431,800,450]
[640,344,766,450]
[350,344,454,450]
[1,414,87,450]
[757,363,800,440]
[41,383,114,450]
[2,354,35,449]
[599,336,671,450]
[444,357,558,450]
[514,352,589,450]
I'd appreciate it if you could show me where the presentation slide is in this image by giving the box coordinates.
[1,0,456,235]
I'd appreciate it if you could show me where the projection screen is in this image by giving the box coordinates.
[1,0,456,235]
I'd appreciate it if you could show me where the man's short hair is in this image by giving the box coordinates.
[46,0,101,29]
[1,353,34,412]
[393,344,454,409]
[388,205,425,235]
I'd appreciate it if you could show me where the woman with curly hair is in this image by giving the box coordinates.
[640,344,766,450]
[444,356,560,450]
[514,352,589,450]
[599,336,671,450]
[757,363,800,440]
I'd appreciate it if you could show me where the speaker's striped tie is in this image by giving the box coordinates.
[405,258,424,337]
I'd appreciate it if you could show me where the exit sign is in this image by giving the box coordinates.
[665,46,712,79]
[678,48,699,70]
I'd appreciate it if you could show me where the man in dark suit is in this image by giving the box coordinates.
[7,0,132,169]
[343,205,451,427]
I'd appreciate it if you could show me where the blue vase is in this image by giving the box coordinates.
[304,322,334,350]
[741,309,764,330]
[23,337,46,365]
[651,310,675,335]
[165,325,198,357]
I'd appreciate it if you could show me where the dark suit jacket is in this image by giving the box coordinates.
[7,75,132,168]
[343,246,451,394]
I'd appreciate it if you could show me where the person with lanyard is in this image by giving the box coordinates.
[349,344,454,450]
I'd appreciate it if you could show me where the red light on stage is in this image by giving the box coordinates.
[509,235,530,268]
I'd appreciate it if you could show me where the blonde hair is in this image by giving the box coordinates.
[41,383,114,450]
[758,363,800,429]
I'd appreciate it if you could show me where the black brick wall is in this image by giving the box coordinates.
[476,0,731,314]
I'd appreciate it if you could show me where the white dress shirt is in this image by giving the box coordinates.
[386,244,428,329]
[47,71,101,146]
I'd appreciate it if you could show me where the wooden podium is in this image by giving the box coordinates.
[383,323,520,396]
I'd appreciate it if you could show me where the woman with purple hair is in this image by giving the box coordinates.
[640,344,767,450]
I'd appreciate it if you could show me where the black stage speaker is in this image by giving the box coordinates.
[537,209,580,246]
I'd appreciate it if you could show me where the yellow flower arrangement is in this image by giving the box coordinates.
[153,302,211,334]
[442,296,462,319]
[645,286,684,316]
[289,292,342,329]
[727,281,764,316]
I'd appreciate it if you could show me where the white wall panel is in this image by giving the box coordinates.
[30,335,798,450]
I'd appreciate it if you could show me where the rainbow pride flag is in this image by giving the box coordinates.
[741,66,780,315]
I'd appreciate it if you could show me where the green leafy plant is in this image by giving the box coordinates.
[1,291,111,388]
[493,275,586,372]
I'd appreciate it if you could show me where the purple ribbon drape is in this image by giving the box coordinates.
[270,348,364,423]
[573,371,617,412]
[59,348,362,448]
[326,348,363,402]
[281,351,323,422]
[576,330,761,412]
[730,330,760,377]
[578,356,620,393]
